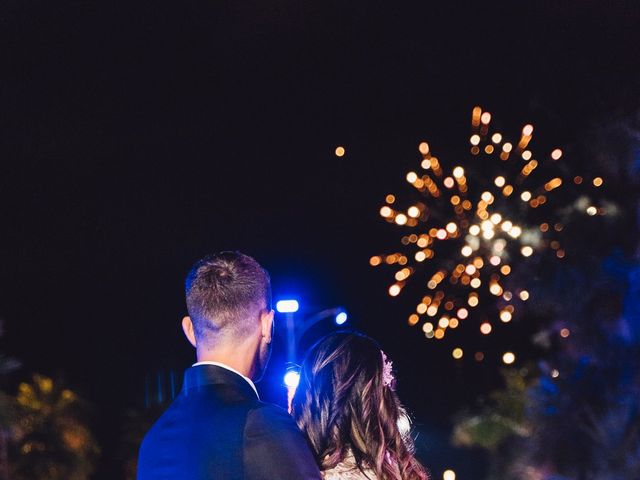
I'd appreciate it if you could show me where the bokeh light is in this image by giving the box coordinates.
[371,106,606,359]
[502,352,516,365]
[284,370,300,388]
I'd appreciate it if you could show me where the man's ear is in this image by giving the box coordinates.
[182,316,197,348]
[260,310,274,344]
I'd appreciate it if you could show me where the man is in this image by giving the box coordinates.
[137,251,322,479]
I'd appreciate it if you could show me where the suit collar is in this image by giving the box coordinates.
[192,361,259,399]
[182,364,259,400]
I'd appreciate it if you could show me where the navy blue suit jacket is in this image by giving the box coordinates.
[137,364,322,480]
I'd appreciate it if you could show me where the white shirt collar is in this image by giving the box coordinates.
[192,361,259,399]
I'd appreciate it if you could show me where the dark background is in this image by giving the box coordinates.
[1,1,639,477]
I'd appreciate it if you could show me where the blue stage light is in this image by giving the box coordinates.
[335,311,348,325]
[276,299,299,313]
[284,370,300,388]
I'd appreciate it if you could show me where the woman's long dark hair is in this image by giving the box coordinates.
[291,332,429,479]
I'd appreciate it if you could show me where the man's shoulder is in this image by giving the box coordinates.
[242,402,322,479]
[140,391,260,446]
[245,401,297,434]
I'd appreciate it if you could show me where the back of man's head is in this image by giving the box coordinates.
[185,251,272,346]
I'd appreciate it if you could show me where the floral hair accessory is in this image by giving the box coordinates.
[381,351,395,388]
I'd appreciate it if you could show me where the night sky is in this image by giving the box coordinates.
[1,1,639,477]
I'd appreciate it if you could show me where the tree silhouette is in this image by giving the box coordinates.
[0,318,19,480]
[451,109,640,479]
[10,374,100,480]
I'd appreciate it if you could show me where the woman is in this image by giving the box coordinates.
[291,332,429,479]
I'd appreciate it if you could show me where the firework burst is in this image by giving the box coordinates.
[371,106,606,349]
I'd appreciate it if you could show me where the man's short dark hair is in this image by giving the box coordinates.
[185,251,272,343]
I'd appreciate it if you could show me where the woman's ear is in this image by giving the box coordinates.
[182,316,197,347]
